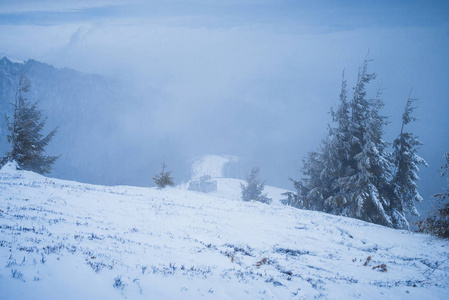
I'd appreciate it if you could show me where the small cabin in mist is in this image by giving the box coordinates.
[189,175,217,193]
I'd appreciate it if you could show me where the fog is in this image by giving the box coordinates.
[1,1,448,215]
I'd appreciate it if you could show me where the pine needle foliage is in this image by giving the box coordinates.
[418,153,449,238]
[3,74,58,174]
[152,162,175,189]
[283,57,426,229]
[241,167,272,204]
[391,92,428,228]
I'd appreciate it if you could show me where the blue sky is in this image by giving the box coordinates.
[1,0,448,214]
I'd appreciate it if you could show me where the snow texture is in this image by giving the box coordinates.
[0,162,448,299]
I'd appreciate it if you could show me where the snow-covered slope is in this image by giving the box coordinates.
[189,155,240,179]
[1,163,448,299]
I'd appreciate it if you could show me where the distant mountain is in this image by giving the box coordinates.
[0,57,129,184]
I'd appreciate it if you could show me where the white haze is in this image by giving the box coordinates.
[0,1,448,216]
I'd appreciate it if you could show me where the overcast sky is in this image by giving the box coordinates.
[1,0,448,212]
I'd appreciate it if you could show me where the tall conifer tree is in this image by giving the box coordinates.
[345,88,393,226]
[4,74,58,174]
[283,57,425,228]
[391,93,428,228]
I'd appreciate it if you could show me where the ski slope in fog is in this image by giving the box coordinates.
[0,162,448,299]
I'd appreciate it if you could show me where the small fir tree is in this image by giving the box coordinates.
[418,153,449,238]
[3,74,58,174]
[241,167,272,204]
[152,162,174,189]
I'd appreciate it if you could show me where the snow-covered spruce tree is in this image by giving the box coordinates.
[418,153,449,238]
[152,162,174,189]
[331,61,394,226]
[282,72,350,210]
[284,58,398,227]
[328,71,352,180]
[241,167,272,204]
[390,94,428,229]
[320,71,354,212]
[341,87,393,226]
[281,151,325,209]
[347,59,376,160]
[3,74,58,174]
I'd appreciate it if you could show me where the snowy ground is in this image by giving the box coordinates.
[1,163,448,299]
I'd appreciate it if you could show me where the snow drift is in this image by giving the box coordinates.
[0,163,448,299]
